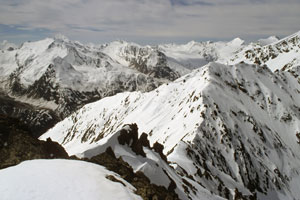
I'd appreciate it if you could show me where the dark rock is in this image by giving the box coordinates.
[85,147,179,200]
[0,115,68,169]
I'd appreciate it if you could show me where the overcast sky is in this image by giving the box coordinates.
[0,0,299,44]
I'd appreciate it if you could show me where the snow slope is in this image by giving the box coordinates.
[42,62,300,199]
[0,159,142,200]
[229,31,300,71]
[0,40,17,51]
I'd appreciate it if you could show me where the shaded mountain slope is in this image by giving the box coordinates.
[0,115,68,169]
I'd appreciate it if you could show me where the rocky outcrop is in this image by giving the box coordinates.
[86,147,179,200]
[82,123,179,200]
[0,118,179,200]
[0,115,68,169]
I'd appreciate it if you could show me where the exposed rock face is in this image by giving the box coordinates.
[117,124,167,162]
[78,124,189,199]
[0,115,68,169]
[127,49,180,81]
[83,124,180,200]
[86,147,179,200]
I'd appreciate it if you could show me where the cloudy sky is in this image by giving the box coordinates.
[0,0,299,44]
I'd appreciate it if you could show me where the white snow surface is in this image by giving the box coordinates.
[258,36,280,46]
[42,61,300,199]
[157,38,245,69]
[9,38,66,87]
[229,31,300,71]
[0,159,142,200]
[0,40,17,50]
[0,49,19,79]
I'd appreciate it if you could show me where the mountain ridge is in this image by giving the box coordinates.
[41,61,300,199]
[0,34,257,136]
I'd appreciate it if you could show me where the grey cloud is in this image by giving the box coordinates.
[170,0,214,6]
[66,24,105,32]
[0,0,299,44]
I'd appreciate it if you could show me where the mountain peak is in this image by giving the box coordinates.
[54,34,70,42]
[258,36,279,46]
[229,37,245,46]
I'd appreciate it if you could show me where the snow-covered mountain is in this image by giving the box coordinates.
[0,36,190,136]
[0,40,18,51]
[2,31,300,199]
[0,36,182,118]
[258,36,280,46]
[0,35,254,117]
[229,31,300,71]
[158,38,246,67]
[41,61,300,199]
[1,31,299,119]
[0,35,250,136]
[100,40,186,77]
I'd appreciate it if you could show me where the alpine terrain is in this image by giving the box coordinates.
[0,35,250,136]
[1,31,300,200]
